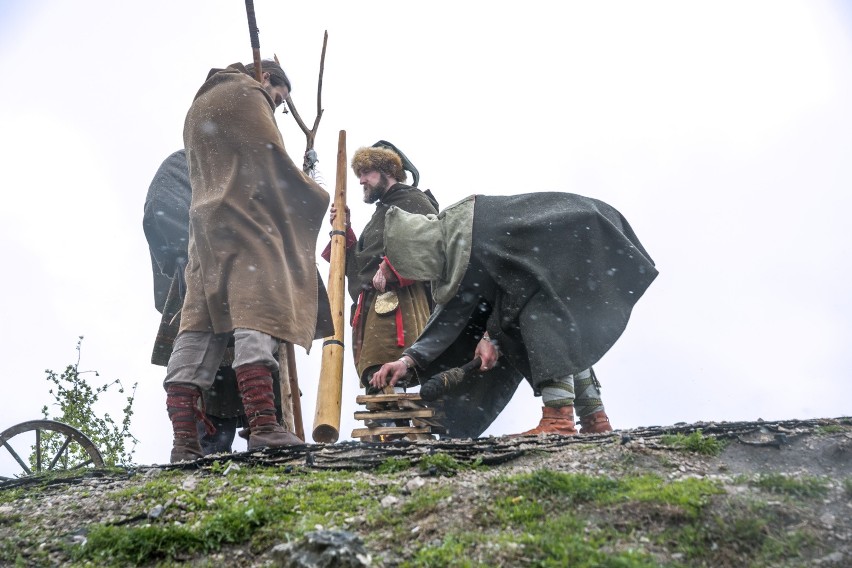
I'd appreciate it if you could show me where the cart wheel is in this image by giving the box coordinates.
[0,419,105,480]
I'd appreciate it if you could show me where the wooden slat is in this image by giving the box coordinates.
[407,433,436,440]
[354,409,434,420]
[351,426,431,438]
[412,417,446,429]
[355,393,423,404]
[397,399,437,411]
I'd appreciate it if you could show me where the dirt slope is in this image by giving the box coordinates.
[1,417,850,567]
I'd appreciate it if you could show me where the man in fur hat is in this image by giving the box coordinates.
[163,59,332,462]
[323,142,438,401]
[369,192,657,437]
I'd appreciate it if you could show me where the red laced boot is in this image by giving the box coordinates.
[579,410,613,434]
[166,384,206,463]
[236,364,302,450]
[514,406,578,436]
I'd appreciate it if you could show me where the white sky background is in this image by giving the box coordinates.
[0,0,850,470]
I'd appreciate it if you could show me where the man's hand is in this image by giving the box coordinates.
[372,260,391,292]
[370,359,409,389]
[329,205,350,228]
[475,335,499,372]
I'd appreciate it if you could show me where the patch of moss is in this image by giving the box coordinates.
[400,486,454,516]
[500,470,722,519]
[815,424,846,435]
[417,453,463,476]
[749,473,830,499]
[843,477,852,498]
[376,457,411,474]
[660,430,726,456]
[406,512,661,568]
[449,471,723,565]
[672,500,818,565]
[107,469,186,501]
[0,487,26,504]
[73,468,377,565]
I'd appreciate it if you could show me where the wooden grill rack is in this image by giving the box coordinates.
[352,393,446,441]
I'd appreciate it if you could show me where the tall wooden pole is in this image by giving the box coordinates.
[313,130,347,443]
[244,0,263,81]
[285,343,304,440]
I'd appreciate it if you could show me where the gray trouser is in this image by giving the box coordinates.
[573,368,605,418]
[164,328,279,390]
[540,367,605,418]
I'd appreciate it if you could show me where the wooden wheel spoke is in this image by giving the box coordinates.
[46,433,74,471]
[2,440,33,476]
[36,428,42,471]
[70,458,94,470]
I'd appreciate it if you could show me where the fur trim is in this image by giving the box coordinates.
[351,147,407,183]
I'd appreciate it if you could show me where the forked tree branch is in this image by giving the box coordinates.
[280,30,328,154]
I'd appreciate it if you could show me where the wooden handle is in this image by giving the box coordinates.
[244,0,263,82]
[313,130,348,443]
[462,357,482,374]
[286,343,304,440]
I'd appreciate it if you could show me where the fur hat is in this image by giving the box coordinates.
[351,146,407,183]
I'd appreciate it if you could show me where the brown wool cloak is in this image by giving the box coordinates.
[180,65,330,350]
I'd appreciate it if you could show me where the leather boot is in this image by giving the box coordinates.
[579,410,613,434]
[166,384,204,463]
[236,364,303,450]
[513,406,578,436]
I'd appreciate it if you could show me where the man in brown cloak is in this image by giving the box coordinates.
[164,60,331,462]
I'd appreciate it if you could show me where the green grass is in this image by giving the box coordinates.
[748,473,830,499]
[0,460,841,567]
[815,424,846,435]
[673,500,817,564]
[0,487,26,505]
[417,453,481,476]
[660,430,726,456]
[431,470,727,567]
[376,457,411,474]
[73,467,378,565]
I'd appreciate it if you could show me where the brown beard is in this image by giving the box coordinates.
[363,175,391,204]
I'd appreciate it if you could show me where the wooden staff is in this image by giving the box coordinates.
[276,354,295,430]
[313,130,347,443]
[245,1,308,438]
[244,0,263,81]
[285,343,305,440]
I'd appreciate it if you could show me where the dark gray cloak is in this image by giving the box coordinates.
[389,192,658,438]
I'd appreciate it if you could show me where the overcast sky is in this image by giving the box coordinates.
[1,1,850,471]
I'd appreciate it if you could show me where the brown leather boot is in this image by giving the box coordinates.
[579,410,613,434]
[166,384,204,463]
[236,364,303,450]
[514,406,578,436]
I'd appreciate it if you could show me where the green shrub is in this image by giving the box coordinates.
[35,337,138,468]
